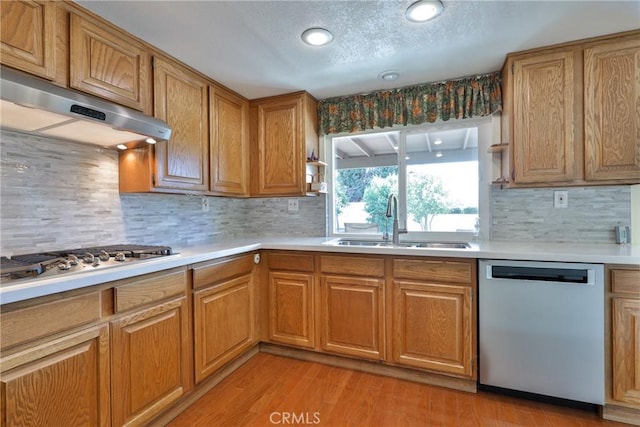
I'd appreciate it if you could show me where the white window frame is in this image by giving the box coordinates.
[324,116,497,242]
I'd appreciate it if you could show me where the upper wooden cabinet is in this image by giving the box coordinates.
[510,50,576,184]
[584,37,640,182]
[209,85,250,196]
[120,56,209,193]
[250,91,319,196]
[503,30,640,187]
[0,0,56,80]
[69,13,151,112]
[153,56,209,192]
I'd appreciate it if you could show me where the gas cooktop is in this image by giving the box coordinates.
[0,245,174,283]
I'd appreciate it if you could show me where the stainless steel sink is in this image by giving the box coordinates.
[328,239,470,249]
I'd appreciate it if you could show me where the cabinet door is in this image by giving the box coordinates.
[111,297,190,427]
[153,56,209,191]
[194,274,255,383]
[253,96,305,195]
[584,37,640,182]
[0,0,56,79]
[269,271,315,348]
[209,85,249,196]
[70,14,150,112]
[320,275,384,360]
[512,50,576,183]
[612,297,640,405]
[393,281,472,377]
[0,324,110,427]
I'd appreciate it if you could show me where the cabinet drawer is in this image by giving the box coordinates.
[114,268,186,313]
[1,292,102,350]
[321,255,384,277]
[193,254,255,289]
[611,268,640,295]
[393,258,474,284]
[268,252,314,272]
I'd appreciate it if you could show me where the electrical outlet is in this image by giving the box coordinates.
[202,197,210,212]
[554,191,568,208]
[287,199,299,212]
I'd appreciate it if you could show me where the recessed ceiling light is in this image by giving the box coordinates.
[145,137,157,144]
[434,138,442,145]
[435,151,443,158]
[116,144,128,150]
[405,0,444,23]
[301,28,334,46]
[379,71,400,81]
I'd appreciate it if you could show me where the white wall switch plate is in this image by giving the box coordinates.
[287,199,299,212]
[554,191,568,208]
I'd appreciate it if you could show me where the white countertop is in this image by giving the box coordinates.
[2,237,638,305]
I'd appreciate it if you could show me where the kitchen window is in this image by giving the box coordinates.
[326,119,492,241]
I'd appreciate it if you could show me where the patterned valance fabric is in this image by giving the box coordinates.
[317,71,502,135]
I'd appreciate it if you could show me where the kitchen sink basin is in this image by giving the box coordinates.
[327,239,471,249]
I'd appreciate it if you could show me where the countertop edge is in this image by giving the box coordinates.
[2,238,638,305]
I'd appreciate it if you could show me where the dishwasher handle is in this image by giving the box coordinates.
[488,265,591,284]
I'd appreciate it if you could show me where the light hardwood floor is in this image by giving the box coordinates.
[168,353,631,426]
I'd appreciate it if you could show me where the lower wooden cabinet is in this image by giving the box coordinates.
[0,324,111,427]
[392,281,472,376]
[110,296,190,427]
[320,275,384,360]
[193,254,257,383]
[391,258,476,378]
[268,271,315,348]
[607,266,640,418]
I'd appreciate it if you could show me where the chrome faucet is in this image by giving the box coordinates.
[385,194,407,245]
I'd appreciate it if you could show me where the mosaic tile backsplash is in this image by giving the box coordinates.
[490,186,631,243]
[0,130,632,254]
[0,131,325,254]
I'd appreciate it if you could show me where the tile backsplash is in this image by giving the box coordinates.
[0,131,325,254]
[1,130,633,254]
[490,186,631,243]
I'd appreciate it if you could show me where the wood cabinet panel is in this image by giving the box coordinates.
[193,255,255,289]
[320,255,385,277]
[153,55,209,192]
[194,274,255,383]
[111,297,190,427]
[0,291,101,350]
[269,271,315,348]
[584,37,640,182]
[114,269,186,313]
[612,297,640,405]
[392,281,472,377]
[393,258,473,284]
[0,0,56,79]
[209,85,249,196]
[320,275,384,360]
[611,268,640,295]
[267,252,315,272]
[511,50,575,183]
[0,324,110,427]
[69,13,150,111]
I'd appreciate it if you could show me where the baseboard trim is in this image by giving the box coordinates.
[602,404,640,426]
[259,342,477,393]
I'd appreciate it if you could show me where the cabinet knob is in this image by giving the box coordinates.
[253,254,261,264]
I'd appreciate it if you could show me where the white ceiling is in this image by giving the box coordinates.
[76,0,640,101]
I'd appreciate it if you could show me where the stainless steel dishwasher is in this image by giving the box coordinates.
[479,259,604,404]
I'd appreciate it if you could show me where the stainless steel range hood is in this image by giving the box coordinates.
[0,65,171,148]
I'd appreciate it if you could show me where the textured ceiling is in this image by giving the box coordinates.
[76,0,640,100]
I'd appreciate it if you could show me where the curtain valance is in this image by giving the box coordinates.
[317,71,502,135]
